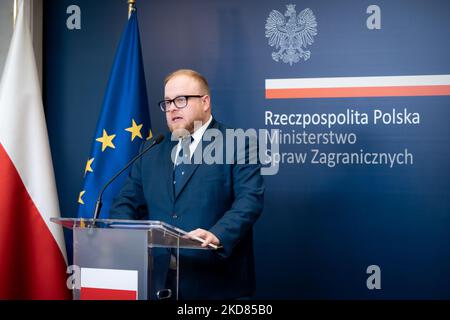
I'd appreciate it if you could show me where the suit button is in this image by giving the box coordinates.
[172,214,178,219]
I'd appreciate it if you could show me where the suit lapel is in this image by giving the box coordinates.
[174,161,200,200]
[162,137,178,202]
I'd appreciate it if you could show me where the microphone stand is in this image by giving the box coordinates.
[91,134,164,226]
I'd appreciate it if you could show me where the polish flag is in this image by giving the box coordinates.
[265,74,450,99]
[80,268,138,300]
[0,1,70,299]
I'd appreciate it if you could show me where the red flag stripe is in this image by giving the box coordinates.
[0,144,70,299]
[80,288,137,300]
[265,85,450,99]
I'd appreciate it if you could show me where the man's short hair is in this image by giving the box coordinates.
[164,69,210,95]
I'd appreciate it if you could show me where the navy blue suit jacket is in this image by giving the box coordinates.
[110,119,264,299]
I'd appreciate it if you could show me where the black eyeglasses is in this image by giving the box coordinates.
[158,95,205,112]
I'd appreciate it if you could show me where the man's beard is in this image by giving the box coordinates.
[170,121,195,139]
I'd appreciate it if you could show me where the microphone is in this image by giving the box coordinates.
[92,134,165,222]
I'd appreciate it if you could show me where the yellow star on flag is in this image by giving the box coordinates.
[146,129,153,141]
[96,129,116,152]
[125,119,143,141]
[78,191,86,205]
[84,158,94,176]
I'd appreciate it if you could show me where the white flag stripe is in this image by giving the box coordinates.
[265,74,450,89]
[81,268,138,291]
[0,0,66,262]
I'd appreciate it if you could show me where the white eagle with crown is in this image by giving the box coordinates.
[265,5,318,66]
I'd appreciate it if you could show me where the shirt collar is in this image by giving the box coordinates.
[191,115,213,143]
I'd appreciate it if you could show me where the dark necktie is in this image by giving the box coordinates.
[173,136,192,195]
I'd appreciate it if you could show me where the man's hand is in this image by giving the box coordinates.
[187,228,220,248]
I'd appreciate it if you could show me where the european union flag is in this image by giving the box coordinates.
[77,10,151,219]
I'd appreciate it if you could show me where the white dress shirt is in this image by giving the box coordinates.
[174,115,213,166]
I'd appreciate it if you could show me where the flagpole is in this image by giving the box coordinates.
[128,0,136,19]
[13,0,18,27]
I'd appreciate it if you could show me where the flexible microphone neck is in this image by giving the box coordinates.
[92,134,164,223]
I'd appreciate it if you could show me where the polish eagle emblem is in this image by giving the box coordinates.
[265,5,318,66]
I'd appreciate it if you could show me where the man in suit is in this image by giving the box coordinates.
[110,69,264,299]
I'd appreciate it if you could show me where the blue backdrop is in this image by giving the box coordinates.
[43,0,450,299]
